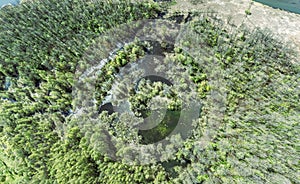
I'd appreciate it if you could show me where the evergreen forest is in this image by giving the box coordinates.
[0,0,299,183]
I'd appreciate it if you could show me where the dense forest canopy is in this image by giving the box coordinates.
[0,0,299,183]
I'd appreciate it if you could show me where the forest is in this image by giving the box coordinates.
[0,0,299,183]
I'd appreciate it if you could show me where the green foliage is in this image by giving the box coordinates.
[245,9,252,15]
[127,79,182,144]
[174,16,300,183]
[95,42,147,106]
[49,127,100,184]
[0,0,162,183]
[0,0,299,183]
[129,79,181,116]
[172,48,211,98]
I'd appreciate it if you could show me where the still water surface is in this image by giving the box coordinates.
[0,0,19,7]
[254,0,300,14]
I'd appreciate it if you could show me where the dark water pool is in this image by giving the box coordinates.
[254,0,300,14]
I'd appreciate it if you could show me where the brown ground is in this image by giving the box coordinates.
[171,0,300,55]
